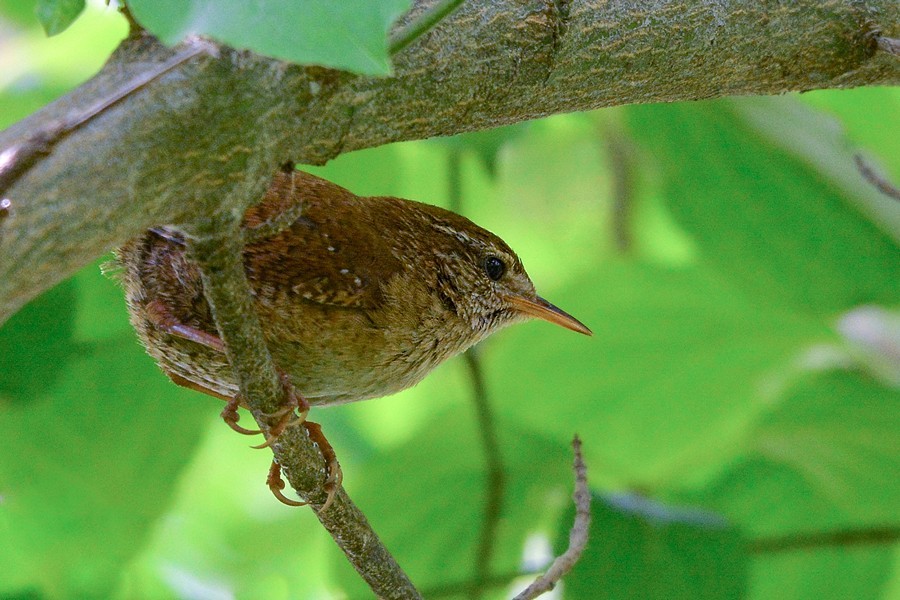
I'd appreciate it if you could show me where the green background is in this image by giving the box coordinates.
[1,2,898,598]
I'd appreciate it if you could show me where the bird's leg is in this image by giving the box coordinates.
[165,371,262,436]
[147,296,337,509]
[267,421,342,511]
[250,372,310,449]
[147,298,307,441]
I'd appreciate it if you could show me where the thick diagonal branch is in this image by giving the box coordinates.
[1,0,898,324]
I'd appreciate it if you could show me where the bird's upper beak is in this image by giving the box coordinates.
[507,295,592,336]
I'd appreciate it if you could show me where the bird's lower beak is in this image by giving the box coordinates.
[508,295,592,336]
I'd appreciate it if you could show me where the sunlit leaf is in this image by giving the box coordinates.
[677,371,899,600]
[490,261,829,487]
[127,0,410,75]
[625,99,900,314]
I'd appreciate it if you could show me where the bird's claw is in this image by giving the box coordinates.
[220,374,339,511]
[267,460,307,507]
[220,394,263,436]
[265,422,342,511]
[303,421,342,511]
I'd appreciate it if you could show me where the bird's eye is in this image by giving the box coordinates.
[483,255,506,281]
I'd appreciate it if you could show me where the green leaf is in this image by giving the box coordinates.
[800,87,900,180]
[333,411,574,597]
[0,264,211,597]
[734,96,900,242]
[677,371,899,600]
[115,419,333,599]
[559,493,746,600]
[746,548,895,600]
[35,0,85,36]
[689,372,899,535]
[625,98,900,315]
[127,0,410,75]
[489,261,830,487]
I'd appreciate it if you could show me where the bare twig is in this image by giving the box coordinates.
[465,332,506,596]
[184,214,421,599]
[512,436,591,600]
[854,154,900,201]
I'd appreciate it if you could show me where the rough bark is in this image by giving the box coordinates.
[0,0,898,324]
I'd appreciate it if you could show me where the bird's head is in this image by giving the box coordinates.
[421,208,592,339]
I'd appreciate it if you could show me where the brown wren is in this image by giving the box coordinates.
[115,169,591,507]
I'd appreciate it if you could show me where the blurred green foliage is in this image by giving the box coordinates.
[1,3,898,599]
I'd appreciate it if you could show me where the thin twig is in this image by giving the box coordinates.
[747,525,900,554]
[185,214,421,599]
[854,154,900,201]
[0,38,216,197]
[465,342,506,597]
[512,436,591,600]
[876,36,899,56]
[425,523,900,597]
[389,0,466,55]
[446,150,507,597]
[424,570,533,598]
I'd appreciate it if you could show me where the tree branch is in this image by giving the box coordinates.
[512,435,591,600]
[747,525,900,554]
[0,38,217,198]
[1,0,898,324]
[183,213,420,599]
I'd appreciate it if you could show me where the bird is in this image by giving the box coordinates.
[113,167,591,508]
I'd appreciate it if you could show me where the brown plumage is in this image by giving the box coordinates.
[115,170,591,408]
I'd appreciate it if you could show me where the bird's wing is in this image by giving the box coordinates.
[242,170,402,310]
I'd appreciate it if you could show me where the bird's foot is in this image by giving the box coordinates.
[304,421,342,511]
[220,394,262,435]
[266,421,342,511]
[251,372,310,449]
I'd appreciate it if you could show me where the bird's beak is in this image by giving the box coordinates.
[508,295,592,336]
